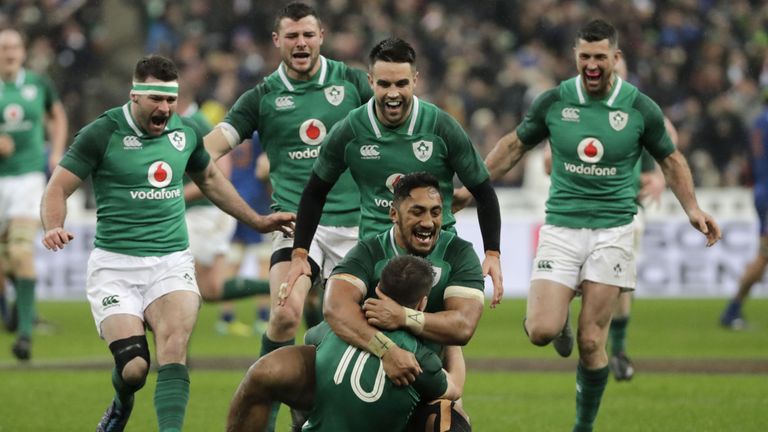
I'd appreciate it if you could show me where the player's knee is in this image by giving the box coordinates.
[109,335,150,387]
[269,304,301,335]
[576,332,601,356]
[525,321,559,346]
[7,236,35,276]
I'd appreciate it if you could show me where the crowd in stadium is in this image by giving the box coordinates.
[2,0,767,188]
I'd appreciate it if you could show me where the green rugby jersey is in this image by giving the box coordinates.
[60,103,210,256]
[181,103,214,209]
[303,329,446,432]
[331,228,484,353]
[314,97,489,239]
[516,76,675,228]
[223,56,371,227]
[0,69,59,176]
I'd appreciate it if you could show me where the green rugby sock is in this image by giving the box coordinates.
[112,367,146,411]
[261,335,295,432]
[573,363,609,432]
[609,316,629,356]
[222,278,270,300]
[14,278,35,337]
[154,363,190,432]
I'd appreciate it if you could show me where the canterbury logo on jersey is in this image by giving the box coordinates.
[288,146,320,160]
[561,107,580,122]
[275,96,295,110]
[123,135,142,149]
[536,260,554,271]
[360,145,380,159]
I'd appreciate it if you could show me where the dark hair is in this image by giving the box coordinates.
[369,37,416,66]
[133,54,178,82]
[274,2,320,32]
[392,172,441,208]
[575,19,618,48]
[379,255,434,308]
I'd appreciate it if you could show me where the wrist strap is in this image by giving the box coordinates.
[485,250,500,258]
[292,247,309,259]
[367,332,394,358]
[403,307,425,335]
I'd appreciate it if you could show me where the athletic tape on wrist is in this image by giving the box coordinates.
[367,331,394,358]
[292,247,309,259]
[403,307,425,335]
[485,250,500,258]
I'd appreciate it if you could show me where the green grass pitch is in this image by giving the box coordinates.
[0,298,766,431]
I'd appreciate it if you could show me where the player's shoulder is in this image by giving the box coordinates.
[82,107,122,136]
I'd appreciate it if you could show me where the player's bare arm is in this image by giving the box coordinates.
[364,286,483,345]
[45,101,68,172]
[203,126,238,161]
[453,130,529,213]
[325,275,422,386]
[658,149,721,246]
[40,166,80,251]
[187,160,295,235]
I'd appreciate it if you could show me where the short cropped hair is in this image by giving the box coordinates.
[133,54,178,82]
[369,37,416,66]
[274,2,320,32]
[379,255,434,308]
[392,172,441,209]
[575,19,618,49]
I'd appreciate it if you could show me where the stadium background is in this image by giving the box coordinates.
[1,1,767,431]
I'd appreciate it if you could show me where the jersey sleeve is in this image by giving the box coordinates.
[634,93,675,161]
[223,84,267,143]
[436,110,489,188]
[640,150,656,173]
[58,116,112,180]
[411,344,448,401]
[445,238,485,293]
[516,88,560,148]
[180,117,211,173]
[312,116,355,184]
[346,66,373,102]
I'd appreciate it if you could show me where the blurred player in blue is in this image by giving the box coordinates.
[720,87,768,330]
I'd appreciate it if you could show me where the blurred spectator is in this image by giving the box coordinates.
[4,0,767,188]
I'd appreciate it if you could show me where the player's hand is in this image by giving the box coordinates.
[687,209,721,247]
[451,187,473,213]
[381,345,421,386]
[42,227,75,251]
[363,286,405,330]
[483,253,503,308]
[255,212,295,236]
[279,254,311,306]
[0,134,14,158]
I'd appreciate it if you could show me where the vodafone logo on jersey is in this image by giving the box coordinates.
[147,161,173,188]
[3,103,23,124]
[299,119,326,145]
[576,138,604,163]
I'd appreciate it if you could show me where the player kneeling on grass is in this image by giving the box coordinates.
[227,255,469,432]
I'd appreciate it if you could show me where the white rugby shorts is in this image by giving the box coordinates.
[531,221,636,292]
[186,206,237,265]
[0,172,45,232]
[272,225,358,279]
[86,248,200,337]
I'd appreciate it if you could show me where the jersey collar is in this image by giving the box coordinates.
[277,55,328,92]
[575,75,623,107]
[0,68,25,89]
[365,95,421,139]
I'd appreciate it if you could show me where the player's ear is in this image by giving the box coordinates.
[416,296,427,312]
[389,205,397,222]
